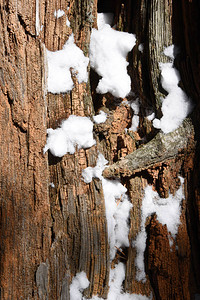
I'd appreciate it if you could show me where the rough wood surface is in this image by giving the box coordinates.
[0,0,200,299]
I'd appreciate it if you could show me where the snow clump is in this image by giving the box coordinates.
[133,177,184,282]
[82,153,108,183]
[138,44,144,53]
[153,45,193,133]
[54,9,65,18]
[43,115,96,157]
[97,13,114,29]
[82,153,132,260]
[70,271,90,300]
[93,110,107,124]
[46,34,89,93]
[89,14,136,98]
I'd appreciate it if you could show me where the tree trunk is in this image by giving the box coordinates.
[0,0,199,299]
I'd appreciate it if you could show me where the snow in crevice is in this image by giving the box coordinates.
[82,153,132,260]
[129,98,140,132]
[93,110,107,124]
[70,264,151,300]
[66,15,71,27]
[133,177,184,282]
[146,111,155,121]
[89,13,136,98]
[138,44,144,53]
[54,9,65,18]
[153,45,193,133]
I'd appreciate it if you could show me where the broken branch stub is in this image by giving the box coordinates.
[103,118,195,178]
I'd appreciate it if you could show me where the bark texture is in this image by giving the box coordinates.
[0,0,200,299]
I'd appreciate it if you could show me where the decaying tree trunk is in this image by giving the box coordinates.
[0,0,199,299]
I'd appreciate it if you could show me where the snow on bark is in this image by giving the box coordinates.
[46,34,89,94]
[153,45,193,133]
[89,14,136,98]
[133,177,184,282]
[43,115,95,157]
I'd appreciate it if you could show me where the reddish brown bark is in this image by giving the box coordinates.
[0,0,200,299]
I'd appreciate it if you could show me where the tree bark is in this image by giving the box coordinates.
[0,0,200,299]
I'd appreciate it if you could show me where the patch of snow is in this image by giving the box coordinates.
[93,110,107,124]
[86,263,151,300]
[153,46,193,133]
[107,263,151,300]
[82,154,132,260]
[49,182,55,188]
[70,271,90,300]
[102,178,132,260]
[129,98,140,132]
[89,14,136,98]
[163,44,175,60]
[130,98,140,115]
[146,112,155,121]
[129,115,139,132]
[66,16,71,27]
[54,9,65,18]
[138,44,144,53]
[97,13,114,29]
[43,115,96,157]
[46,34,89,94]
[133,177,184,282]
[82,153,108,183]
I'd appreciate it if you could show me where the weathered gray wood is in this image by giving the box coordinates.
[103,118,194,178]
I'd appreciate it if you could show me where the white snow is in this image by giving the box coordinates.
[146,112,155,121]
[130,99,140,115]
[129,116,139,132]
[102,178,132,260]
[54,9,65,18]
[85,263,151,300]
[49,182,55,188]
[70,271,90,300]
[82,153,108,183]
[82,154,132,260]
[66,16,71,27]
[163,44,175,60]
[106,263,151,300]
[133,177,184,282]
[46,34,89,94]
[43,115,96,157]
[70,264,151,300]
[129,99,140,132]
[138,44,144,53]
[153,45,193,133]
[97,13,114,29]
[93,110,107,124]
[89,14,136,98]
